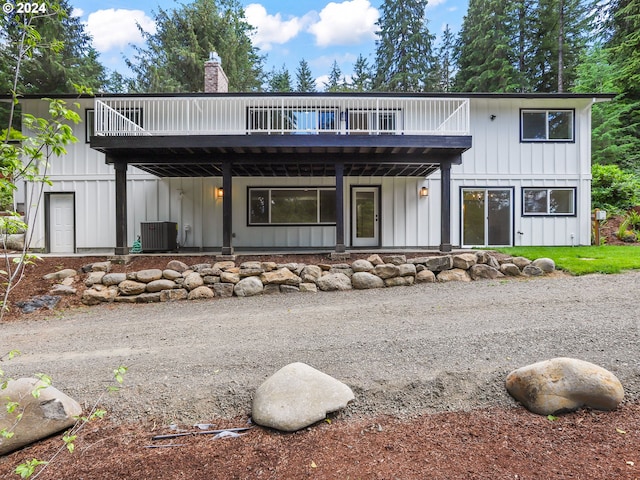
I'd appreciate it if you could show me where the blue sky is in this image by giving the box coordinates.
[70,0,467,88]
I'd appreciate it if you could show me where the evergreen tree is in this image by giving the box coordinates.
[127,0,264,92]
[527,0,592,92]
[434,25,456,92]
[454,0,521,92]
[267,65,293,92]
[324,61,347,92]
[0,0,106,95]
[373,0,437,92]
[348,54,373,92]
[295,59,316,92]
[602,0,640,172]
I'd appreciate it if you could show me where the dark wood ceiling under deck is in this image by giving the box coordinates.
[92,134,471,178]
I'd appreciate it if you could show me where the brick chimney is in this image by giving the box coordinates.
[204,52,229,93]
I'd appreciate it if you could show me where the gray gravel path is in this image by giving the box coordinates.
[3,272,639,423]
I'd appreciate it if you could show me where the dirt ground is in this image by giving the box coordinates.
[1,250,639,479]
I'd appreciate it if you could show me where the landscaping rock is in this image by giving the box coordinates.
[160,288,189,302]
[214,261,236,270]
[316,273,352,291]
[50,285,77,295]
[511,256,532,270]
[136,292,162,303]
[136,269,163,283]
[397,263,417,277]
[416,269,436,283]
[252,362,355,432]
[437,269,471,282]
[213,283,234,298]
[16,295,61,313]
[166,260,189,272]
[146,279,177,293]
[367,254,384,266]
[101,273,127,286]
[522,265,544,277]
[469,264,504,280]
[351,272,385,289]
[382,255,406,265]
[85,271,105,287]
[89,261,111,272]
[500,263,522,276]
[234,277,264,297]
[374,264,400,279]
[187,286,214,300]
[384,276,414,287]
[81,287,117,305]
[532,257,556,273]
[162,269,183,281]
[183,272,204,290]
[43,269,77,281]
[220,272,240,284]
[280,285,300,294]
[300,265,322,283]
[118,280,147,295]
[426,255,453,272]
[452,253,477,270]
[505,357,624,415]
[260,268,301,286]
[351,259,374,272]
[299,283,318,293]
[0,378,82,455]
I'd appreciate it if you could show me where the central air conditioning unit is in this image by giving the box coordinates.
[140,222,178,252]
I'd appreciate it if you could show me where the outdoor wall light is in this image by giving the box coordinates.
[490,114,496,121]
[419,186,429,198]
[216,187,224,198]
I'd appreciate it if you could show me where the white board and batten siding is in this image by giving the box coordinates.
[22,96,595,251]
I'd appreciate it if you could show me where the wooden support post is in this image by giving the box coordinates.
[114,159,129,255]
[439,159,453,252]
[335,162,345,253]
[221,162,233,255]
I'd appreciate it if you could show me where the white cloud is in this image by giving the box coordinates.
[426,0,447,8]
[308,0,379,47]
[85,9,156,52]
[245,4,309,51]
[71,7,83,17]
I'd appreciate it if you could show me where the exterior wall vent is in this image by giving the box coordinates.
[140,222,178,252]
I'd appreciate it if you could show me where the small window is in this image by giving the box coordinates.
[248,187,336,225]
[85,109,94,142]
[523,188,575,215]
[521,110,574,142]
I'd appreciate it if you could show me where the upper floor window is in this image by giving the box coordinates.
[521,109,574,142]
[248,108,338,133]
[523,188,575,216]
[347,110,398,134]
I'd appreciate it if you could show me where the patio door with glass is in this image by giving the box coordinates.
[351,186,380,247]
[462,188,513,247]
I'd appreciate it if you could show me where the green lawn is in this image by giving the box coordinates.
[492,246,640,275]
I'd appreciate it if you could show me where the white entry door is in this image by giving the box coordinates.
[49,193,75,253]
[351,187,380,247]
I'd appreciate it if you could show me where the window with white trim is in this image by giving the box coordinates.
[521,109,574,141]
[523,188,575,215]
[248,188,336,225]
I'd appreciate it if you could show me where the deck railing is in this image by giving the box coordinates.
[93,96,470,137]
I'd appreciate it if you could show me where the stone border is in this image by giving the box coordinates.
[76,252,556,306]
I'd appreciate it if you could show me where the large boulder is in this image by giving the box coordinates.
[351,259,374,273]
[234,276,264,297]
[532,257,556,273]
[252,362,355,432]
[300,265,322,283]
[136,269,163,283]
[437,269,471,282]
[43,269,77,281]
[260,268,301,286]
[315,273,352,291]
[351,272,384,289]
[0,378,82,455]
[183,272,204,290]
[452,253,477,270]
[505,357,624,415]
[373,264,399,279]
[425,255,453,272]
[468,264,504,280]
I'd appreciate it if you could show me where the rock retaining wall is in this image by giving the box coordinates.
[78,253,556,306]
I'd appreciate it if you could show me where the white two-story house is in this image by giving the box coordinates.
[14,58,612,255]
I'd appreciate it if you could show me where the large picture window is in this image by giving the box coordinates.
[247,108,338,133]
[248,188,336,225]
[521,109,574,142]
[523,188,575,215]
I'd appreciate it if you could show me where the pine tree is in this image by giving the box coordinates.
[295,59,316,92]
[527,0,592,92]
[454,0,521,92]
[434,25,456,92]
[348,54,373,92]
[267,65,293,92]
[127,0,264,92]
[324,61,346,92]
[374,0,437,92]
[0,0,106,95]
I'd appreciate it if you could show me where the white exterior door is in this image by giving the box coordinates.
[351,187,379,247]
[462,188,512,247]
[49,194,75,253]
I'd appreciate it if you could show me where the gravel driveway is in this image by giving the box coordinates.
[3,271,639,423]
